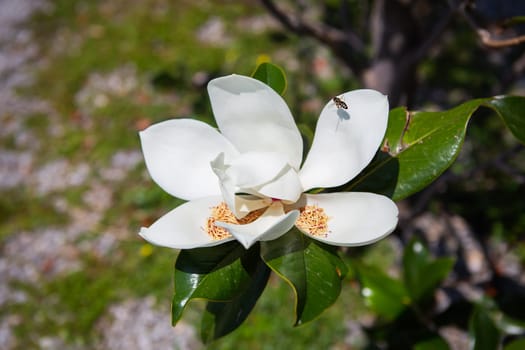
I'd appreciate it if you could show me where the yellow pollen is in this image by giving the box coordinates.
[204,202,265,240]
[295,205,329,237]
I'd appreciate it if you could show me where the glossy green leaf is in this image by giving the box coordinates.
[403,238,455,303]
[346,95,525,200]
[260,229,347,325]
[171,242,264,325]
[251,62,287,95]
[484,96,525,144]
[413,336,450,350]
[348,100,481,200]
[504,338,525,350]
[200,253,271,342]
[470,303,501,350]
[353,263,408,320]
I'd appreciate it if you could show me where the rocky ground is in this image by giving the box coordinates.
[0,1,200,348]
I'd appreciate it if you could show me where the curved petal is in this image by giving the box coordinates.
[255,166,303,203]
[294,192,398,246]
[210,152,241,217]
[229,194,272,219]
[215,202,299,249]
[207,74,303,169]
[299,90,389,190]
[227,151,290,188]
[140,119,239,200]
[211,151,303,215]
[139,196,234,249]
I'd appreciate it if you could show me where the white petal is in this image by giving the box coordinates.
[210,152,239,217]
[255,167,303,202]
[216,202,299,249]
[230,194,272,218]
[295,192,398,246]
[299,90,389,190]
[140,119,239,200]
[139,196,234,249]
[211,151,302,216]
[207,75,303,169]
[227,152,290,188]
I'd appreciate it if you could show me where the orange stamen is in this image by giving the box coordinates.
[295,205,330,237]
[204,202,265,240]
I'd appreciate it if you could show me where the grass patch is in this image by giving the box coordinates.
[5,241,175,348]
[0,189,69,239]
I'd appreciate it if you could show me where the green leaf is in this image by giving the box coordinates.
[484,96,525,144]
[496,314,525,336]
[346,95,525,201]
[251,62,287,95]
[476,296,525,335]
[353,262,409,320]
[200,253,271,342]
[171,242,265,325]
[260,229,347,325]
[350,100,481,200]
[413,336,450,350]
[403,238,455,303]
[504,338,525,350]
[470,303,501,350]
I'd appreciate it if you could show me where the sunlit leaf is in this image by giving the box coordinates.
[347,95,525,200]
[171,242,265,325]
[477,296,525,335]
[353,262,408,320]
[403,238,455,302]
[260,229,347,325]
[348,100,480,200]
[496,314,525,335]
[252,62,287,95]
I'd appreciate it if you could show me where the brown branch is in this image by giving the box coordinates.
[459,0,525,48]
[476,29,525,48]
[261,0,364,50]
[259,0,366,73]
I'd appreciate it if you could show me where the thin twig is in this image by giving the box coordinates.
[476,29,525,48]
[459,0,525,48]
[260,0,343,43]
[259,0,366,72]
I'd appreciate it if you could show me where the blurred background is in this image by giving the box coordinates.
[1,0,524,349]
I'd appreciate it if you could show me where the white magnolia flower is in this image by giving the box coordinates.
[139,74,398,249]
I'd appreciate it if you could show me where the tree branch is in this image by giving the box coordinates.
[459,0,525,48]
[476,29,525,48]
[259,0,366,74]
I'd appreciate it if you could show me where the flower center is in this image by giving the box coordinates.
[204,202,265,240]
[295,205,330,237]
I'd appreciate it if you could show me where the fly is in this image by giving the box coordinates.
[332,96,348,110]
